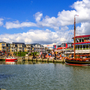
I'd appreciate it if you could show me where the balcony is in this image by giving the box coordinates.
[76,50,90,53]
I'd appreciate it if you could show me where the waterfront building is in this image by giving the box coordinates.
[6,43,10,52]
[57,43,73,50]
[0,41,47,54]
[10,43,16,52]
[74,34,90,54]
[44,44,54,50]
[11,42,25,52]
[24,44,32,52]
[74,35,90,50]
[31,43,45,53]
[65,35,90,54]
[0,42,7,52]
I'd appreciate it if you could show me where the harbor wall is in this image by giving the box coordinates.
[0,56,65,63]
[17,56,65,63]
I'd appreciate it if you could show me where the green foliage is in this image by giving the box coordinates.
[14,51,39,57]
[48,50,51,53]
[65,48,73,50]
[14,52,28,56]
[30,52,39,56]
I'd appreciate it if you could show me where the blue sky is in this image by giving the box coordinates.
[0,0,75,34]
[0,0,90,45]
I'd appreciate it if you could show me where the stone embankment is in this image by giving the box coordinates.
[17,56,65,63]
[0,56,65,63]
[0,56,6,60]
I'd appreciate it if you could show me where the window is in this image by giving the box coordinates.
[82,39,84,42]
[79,39,81,42]
[86,45,88,49]
[75,46,78,49]
[80,45,82,49]
[2,43,5,46]
[83,45,85,49]
[89,45,90,48]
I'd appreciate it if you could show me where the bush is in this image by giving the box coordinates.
[29,52,39,56]
[14,52,28,56]
[14,52,39,56]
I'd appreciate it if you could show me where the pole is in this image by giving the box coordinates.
[74,16,76,59]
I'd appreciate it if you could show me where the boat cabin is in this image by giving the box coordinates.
[73,35,90,50]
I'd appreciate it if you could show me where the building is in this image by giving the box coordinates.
[31,43,45,53]
[65,35,90,54]
[57,43,73,50]
[10,43,16,52]
[0,41,46,53]
[6,43,10,52]
[73,35,90,54]
[44,44,54,50]
[24,44,32,52]
[11,42,25,52]
[74,35,90,50]
[0,42,7,52]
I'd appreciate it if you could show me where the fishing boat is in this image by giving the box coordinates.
[65,15,90,65]
[5,57,17,62]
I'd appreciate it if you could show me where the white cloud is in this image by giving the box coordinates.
[76,22,90,35]
[34,12,43,22]
[72,0,90,23]
[4,20,37,29]
[0,18,4,26]
[2,0,90,45]
[0,29,73,44]
[4,0,90,31]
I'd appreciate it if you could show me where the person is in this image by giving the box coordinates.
[60,54,62,60]
[80,55,82,59]
[55,52,56,60]
[33,53,35,59]
[72,54,73,58]
[40,52,42,58]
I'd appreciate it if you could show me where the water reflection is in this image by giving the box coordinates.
[0,61,50,65]
[0,61,90,90]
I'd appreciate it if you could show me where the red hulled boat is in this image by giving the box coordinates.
[5,57,17,62]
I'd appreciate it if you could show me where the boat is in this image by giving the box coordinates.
[65,15,90,65]
[65,58,90,64]
[5,57,17,62]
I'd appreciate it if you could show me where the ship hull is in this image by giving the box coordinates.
[5,58,17,62]
[65,59,90,64]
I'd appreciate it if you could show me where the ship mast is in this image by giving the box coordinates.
[74,16,76,59]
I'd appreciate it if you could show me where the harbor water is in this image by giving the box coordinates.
[0,61,90,90]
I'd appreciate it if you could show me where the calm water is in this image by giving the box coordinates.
[0,61,90,90]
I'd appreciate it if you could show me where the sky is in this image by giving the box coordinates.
[0,0,90,45]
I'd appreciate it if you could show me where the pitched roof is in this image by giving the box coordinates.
[12,42,25,44]
[0,41,6,43]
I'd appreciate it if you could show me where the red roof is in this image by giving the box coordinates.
[72,35,90,39]
[72,41,90,45]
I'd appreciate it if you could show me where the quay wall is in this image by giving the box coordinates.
[0,56,65,63]
[17,56,65,63]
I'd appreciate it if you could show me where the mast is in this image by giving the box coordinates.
[74,16,76,59]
